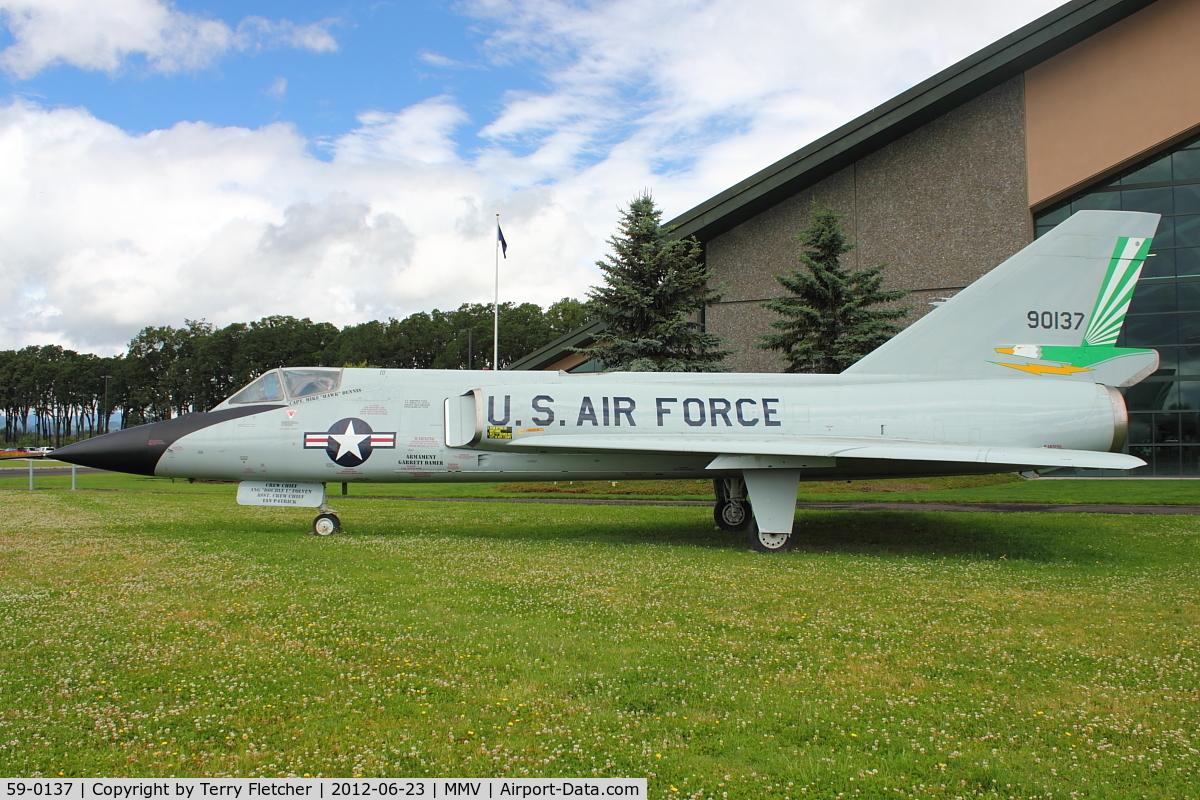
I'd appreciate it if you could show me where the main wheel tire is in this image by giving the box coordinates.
[746,518,793,553]
[313,513,341,536]
[714,499,752,532]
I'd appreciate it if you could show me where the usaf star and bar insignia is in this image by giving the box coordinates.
[304,417,396,467]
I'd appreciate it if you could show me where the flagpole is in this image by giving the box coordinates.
[494,213,500,371]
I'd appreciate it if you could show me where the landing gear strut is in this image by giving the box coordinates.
[713,477,752,532]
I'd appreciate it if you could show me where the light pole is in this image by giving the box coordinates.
[458,328,474,370]
[101,375,112,435]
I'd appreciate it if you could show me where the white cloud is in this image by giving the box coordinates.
[0,0,1067,355]
[264,76,287,100]
[418,50,465,68]
[233,16,338,55]
[0,0,337,79]
[0,99,599,354]
[333,98,469,165]
[469,0,1065,210]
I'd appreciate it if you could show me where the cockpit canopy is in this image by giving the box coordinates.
[226,368,343,405]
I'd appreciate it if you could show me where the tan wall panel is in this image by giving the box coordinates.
[705,301,789,373]
[855,78,1030,295]
[706,166,858,304]
[1026,0,1200,207]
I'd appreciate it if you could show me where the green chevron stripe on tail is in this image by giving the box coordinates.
[1081,236,1152,347]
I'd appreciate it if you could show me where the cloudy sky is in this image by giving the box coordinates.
[0,0,1065,355]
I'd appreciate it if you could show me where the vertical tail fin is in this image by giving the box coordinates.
[844,210,1161,386]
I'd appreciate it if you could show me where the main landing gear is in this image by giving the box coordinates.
[745,518,795,553]
[713,477,752,532]
[714,474,797,553]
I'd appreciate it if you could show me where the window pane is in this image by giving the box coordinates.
[1128,413,1153,444]
[1178,282,1200,312]
[1124,313,1178,346]
[1180,344,1200,375]
[1155,446,1182,476]
[1181,446,1200,476]
[1036,205,1070,226]
[1155,345,1179,373]
[1122,187,1173,215]
[1178,381,1200,410]
[228,371,284,404]
[1180,412,1200,443]
[1176,214,1200,248]
[1154,216,1175,248]
[1123,154,1172,185]
[1158,446,1183,475]
[1129,445,1154,476]
[282,368,342,399]
[1124,381,1179,411]
[1176,247,1200,277]
[1072,191,1120,212]
[1155,413,1181,442]
[569,358,604,373]
[1129,282,1176,314]
[1143,249,1175,278]
[1035,225,1055,239]
[1174,149,1200,180]
[1175,184,1200,215]
[1179,313,1200,347]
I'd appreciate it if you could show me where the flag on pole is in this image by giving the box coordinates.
[497,224,507,258]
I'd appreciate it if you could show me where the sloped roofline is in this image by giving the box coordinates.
[665,0,1156,243]
[505,319,606,371]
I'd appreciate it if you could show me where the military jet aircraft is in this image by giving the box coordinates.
[55,210,1159,551]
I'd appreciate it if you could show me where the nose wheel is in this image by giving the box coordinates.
[313,512,341,536]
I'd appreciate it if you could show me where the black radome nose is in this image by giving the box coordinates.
[54,405,285,476]
[53,424,170,475]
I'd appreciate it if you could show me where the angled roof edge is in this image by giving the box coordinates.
[505,319,606,371]
[665,0,1157,243]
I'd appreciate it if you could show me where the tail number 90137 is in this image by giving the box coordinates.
[1028,311,1084,330]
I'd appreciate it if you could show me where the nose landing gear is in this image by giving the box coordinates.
[312,496,342,536]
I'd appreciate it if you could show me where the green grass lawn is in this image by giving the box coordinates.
[5,470,1200,506]
[1,489,1198,798]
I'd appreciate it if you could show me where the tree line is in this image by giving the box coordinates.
[1,299,587,445]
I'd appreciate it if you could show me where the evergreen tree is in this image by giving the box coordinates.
[760,203,908,373]
[582,193,729,372]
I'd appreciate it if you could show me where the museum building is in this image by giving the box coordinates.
[511,0,1200,477]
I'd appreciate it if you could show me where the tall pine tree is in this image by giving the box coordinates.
[581,193,730,372]
[760,203,908,373]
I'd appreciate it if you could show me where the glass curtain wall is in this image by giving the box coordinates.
[1034,132,1200,476]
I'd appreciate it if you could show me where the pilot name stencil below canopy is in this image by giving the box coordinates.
[56,211,1158,551]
